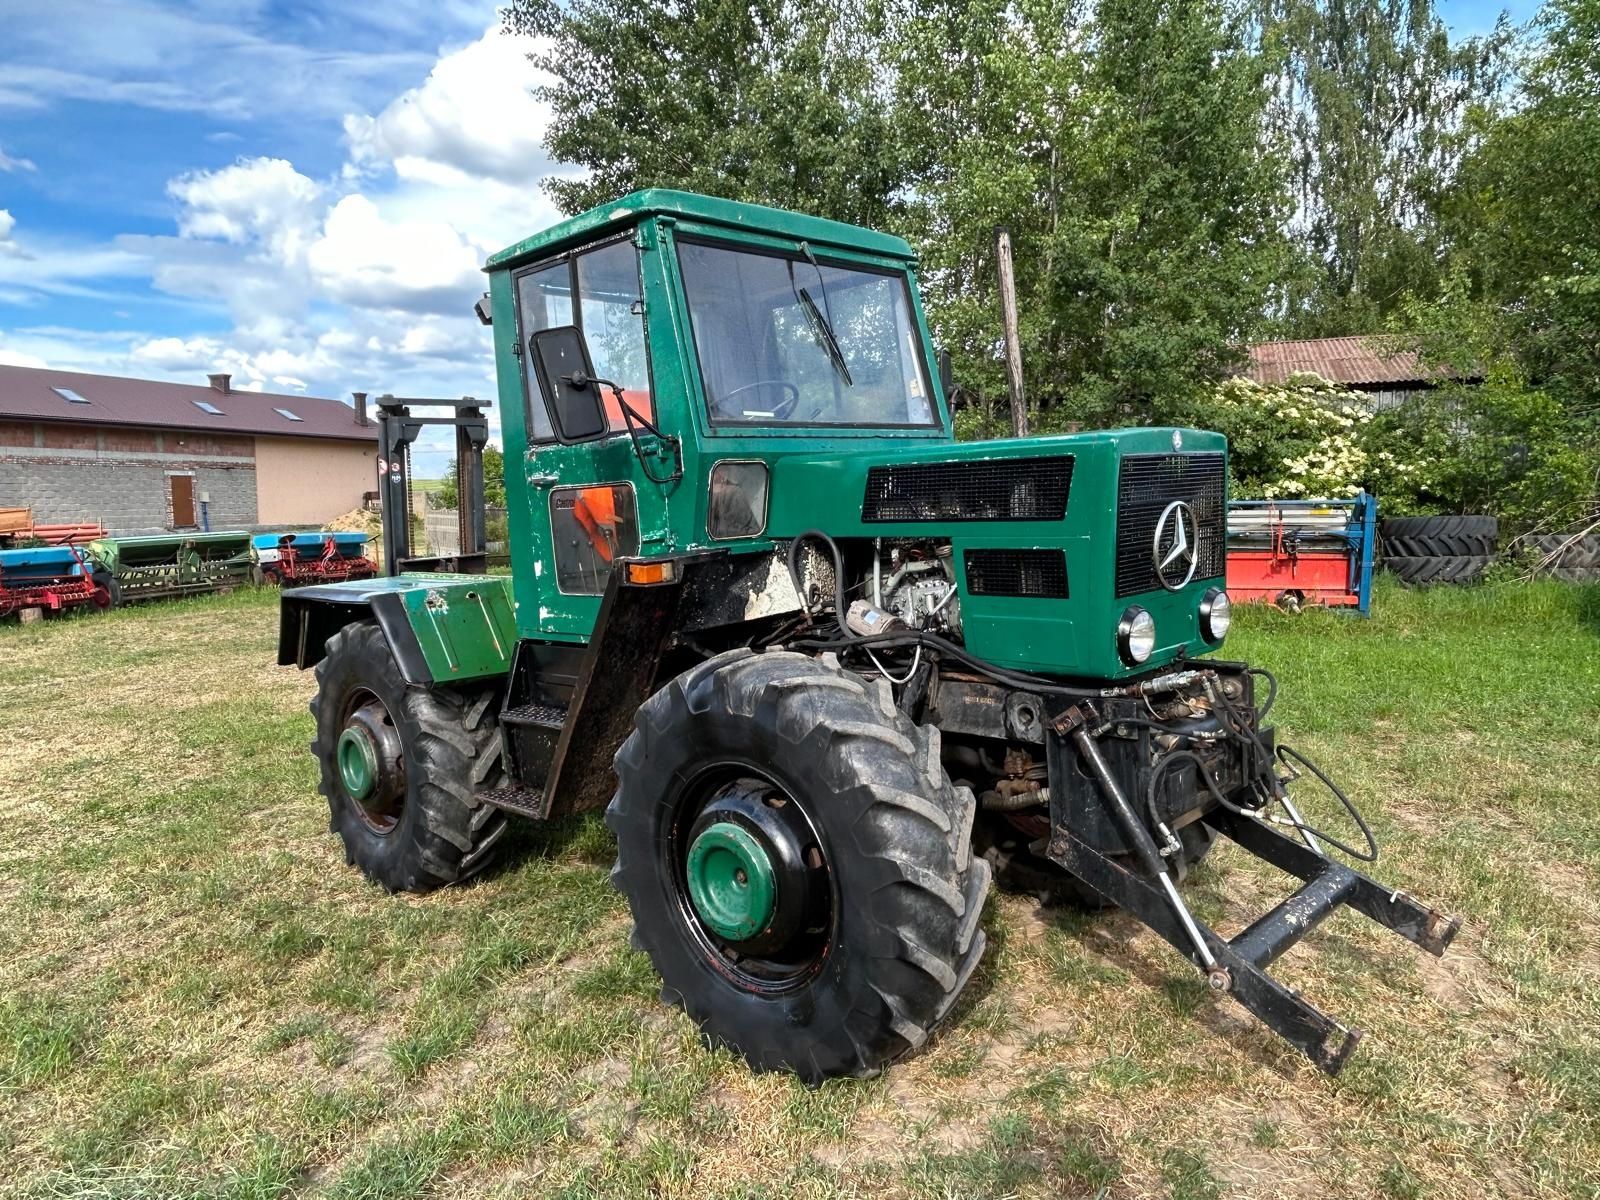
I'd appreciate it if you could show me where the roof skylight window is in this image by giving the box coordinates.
[53,387,91,404]
[193,400,224,415]
[274,407,303,421]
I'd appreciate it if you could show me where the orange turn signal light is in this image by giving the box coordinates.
[625,560,678,586]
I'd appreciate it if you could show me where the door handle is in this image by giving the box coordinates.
[528,473,559,487]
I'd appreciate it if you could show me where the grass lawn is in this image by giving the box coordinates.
[1,579,1597,1199]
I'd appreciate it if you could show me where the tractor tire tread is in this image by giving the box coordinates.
[1383,554,1493,585]
[607,648,990,1083]
[1382,533,1496,558]
[1381,514,1498,540]
[310,621,508,893]
[1524,533,1600,570]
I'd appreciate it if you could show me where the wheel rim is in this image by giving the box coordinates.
[685,822,777,941]
[338,692,405,834]
[337,726,379,802]
[669,772,834,994]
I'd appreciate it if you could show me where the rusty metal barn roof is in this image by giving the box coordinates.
[1245,337,1445,388]
[0,364,377,442]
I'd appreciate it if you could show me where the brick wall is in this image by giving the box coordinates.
[0,420,257,532]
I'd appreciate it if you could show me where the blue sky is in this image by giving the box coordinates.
[0,0,1541,473]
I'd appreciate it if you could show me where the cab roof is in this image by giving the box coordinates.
[484,189,916,271]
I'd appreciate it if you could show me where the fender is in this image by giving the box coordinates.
[278,574,517,686]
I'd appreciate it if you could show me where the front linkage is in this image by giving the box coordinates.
[1039,662,1460,1074]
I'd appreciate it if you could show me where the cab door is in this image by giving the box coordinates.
[510,236,663,640]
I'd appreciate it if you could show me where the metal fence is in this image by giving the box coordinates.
[422,506,508,558]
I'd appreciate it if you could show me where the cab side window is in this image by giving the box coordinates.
[576,241,655,430]
[516,263,572,442]
[516,240,654,442]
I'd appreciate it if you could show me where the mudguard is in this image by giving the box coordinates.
[278,573,517,686]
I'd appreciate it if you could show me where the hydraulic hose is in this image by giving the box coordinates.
[1270,744,1379,862]
[786,627,1108,699]
[785,529,849,636]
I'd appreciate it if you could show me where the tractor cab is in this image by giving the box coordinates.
[481,191,958,646]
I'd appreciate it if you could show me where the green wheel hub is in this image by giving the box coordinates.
[685,821,777,942]
[337,725,379,802]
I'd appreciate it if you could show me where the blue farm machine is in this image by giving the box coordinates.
[250,532,376,587]
[0,544,113,618]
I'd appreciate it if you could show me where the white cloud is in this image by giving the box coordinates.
[307,193,484,313]
[0,347,48,368]
[0,210,14,243]
[169,157,323,262]
[344,29,556,185]
[1,20,557,472]
[0,145,36,172]
[0,4,468,125]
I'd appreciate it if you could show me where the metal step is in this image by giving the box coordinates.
[479,786,545,819]
[502,702,568,729]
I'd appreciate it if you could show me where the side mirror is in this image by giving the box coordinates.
[937,347,954,401]
[531,325,607,442]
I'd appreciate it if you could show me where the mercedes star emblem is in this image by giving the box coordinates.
[1152,500,1199,591]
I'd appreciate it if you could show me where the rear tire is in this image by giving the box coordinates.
[1380,515,1498,561]
[1381,514,1498,541]
[310,622,509,893]
[608,649,990,1082]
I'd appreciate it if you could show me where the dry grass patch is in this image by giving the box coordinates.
[1,581,1597,1198]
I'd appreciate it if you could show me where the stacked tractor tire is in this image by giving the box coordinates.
[1379,515,1498,585]
[1520,531,1600,584]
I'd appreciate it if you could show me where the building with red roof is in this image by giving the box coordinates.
[0,365,378,533]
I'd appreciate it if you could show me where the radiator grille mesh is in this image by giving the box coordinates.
[963,549,1069,598]
[1114,453,1226,597]
[863,456,1073,522]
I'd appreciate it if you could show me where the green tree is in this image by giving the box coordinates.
[436,444,506,510]
[1447,0,1600,426]
[502,0,905,229]
[897,0,1293,426]
[1259,0,1510,334]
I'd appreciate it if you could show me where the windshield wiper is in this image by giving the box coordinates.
[798,287,853,386]
[786,259,853,386]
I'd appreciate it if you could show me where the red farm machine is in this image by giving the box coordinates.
[1226,492,1377,615]
[0,544,113,619]
[251,532,377,586]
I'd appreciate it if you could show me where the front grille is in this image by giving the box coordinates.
[863,456,1073,522]
[964,549,1069,598]
[1115,453,1226,597]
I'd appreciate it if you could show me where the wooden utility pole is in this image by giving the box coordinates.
[994,227,1028,437]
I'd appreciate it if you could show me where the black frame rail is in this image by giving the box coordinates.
[375,395,490,576]
[1049,715,1461,1074]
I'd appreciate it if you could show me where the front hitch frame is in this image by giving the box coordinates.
[1048,701,1462,1075]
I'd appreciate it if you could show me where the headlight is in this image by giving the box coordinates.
[1117,606,1156,665]
[1199,588,1231,642]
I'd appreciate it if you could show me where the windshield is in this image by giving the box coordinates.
[677,240,938,428]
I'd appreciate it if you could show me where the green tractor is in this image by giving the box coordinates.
[278,191,1460,1081]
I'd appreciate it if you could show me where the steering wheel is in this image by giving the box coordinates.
[715,380,801,421]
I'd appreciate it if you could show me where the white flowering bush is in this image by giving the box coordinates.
[1165,373,1429,502]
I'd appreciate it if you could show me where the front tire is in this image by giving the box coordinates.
[310,622,509,892]
[608,649,990,1082]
